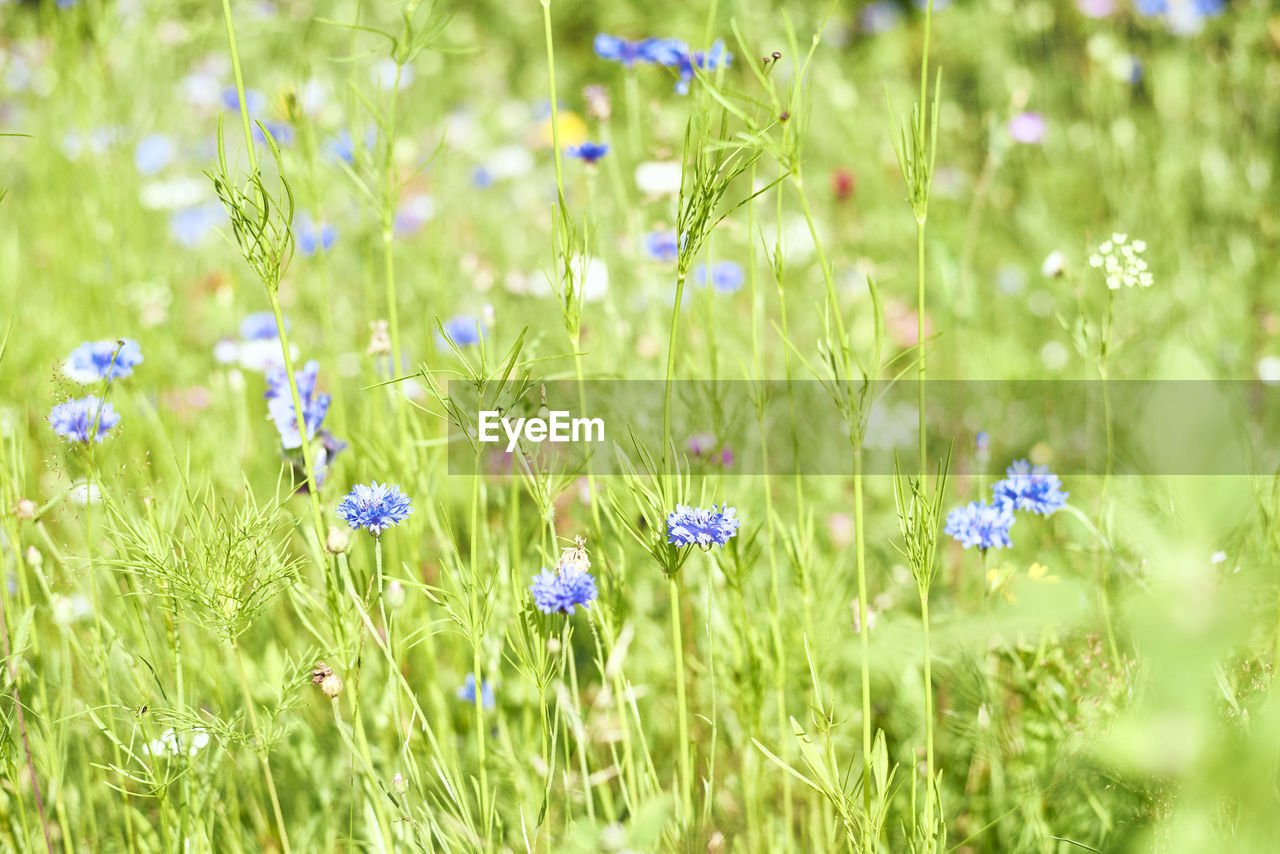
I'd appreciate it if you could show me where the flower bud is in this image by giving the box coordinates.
[25,546,42,567]
[385,580,406,612]
[326,525,351,555]
[391,772,407,795]
[12,498,36,521]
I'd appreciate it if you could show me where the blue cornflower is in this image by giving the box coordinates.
[566,142,610,164]
[456,673,495,710]
[594,34,668,68]
[170,203,225,248]
[240,311,287,341]
[992,460,1069,516]
[134,134,175,175]
[674,40,732,95]
[63,339,144,384]
[644,229,681,262]
[264,360,330,449]
[222,87,266,115]
[253,122,294,147]
[49,396,120,443]
[437,315,483,350]
[693,261,745,293]
[336,482,413,536]
[529,564,598,614]
[640,37,689,66]
[294,214,337,256]
[666,504,741,549]
[944,501,1015,552]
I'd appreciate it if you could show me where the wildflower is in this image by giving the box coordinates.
[1089,233,1153,289]
[1135,0,1224,34]
[456,673,495,710]
[49,396,120,443]
[240,311,286,341]
[558,535,591,574]
[993,459,1069,516]
[302,432,347,493]
[644,229,680,262]
[666,504,741,549]
[693,261,745,293]
[437,315,483,350]
[311,662,343,698]
[294,214,337,256]
[566,141,609,164]
[530,563,598,614]
[170,202,225,248]
[594,34,684,68]
[674,40,732,95]
[63,339,143,383]
[222,87,266,115]
[1041,249,1067,278]
[336,482,413,536]
[831,167,856,202]
[144,728,211,758]
[391,773,407,795]
[944,501,1015,552]
[134,134,175,175]
[264,360,330,449]
[1007,112,1046,145]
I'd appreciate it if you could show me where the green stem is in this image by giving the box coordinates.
[921,590,935,849]
[670,574,693,827]
[663,271,688,461]
[853,449,873,853]
[233,643,292,854]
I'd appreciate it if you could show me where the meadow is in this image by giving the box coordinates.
[3,0,1280,851]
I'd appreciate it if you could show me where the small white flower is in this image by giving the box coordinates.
[1089,232,1153,289]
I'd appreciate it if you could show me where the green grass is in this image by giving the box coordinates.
[3,0,1280,851]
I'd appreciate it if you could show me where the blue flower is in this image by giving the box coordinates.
[640,38,689,66]
[169,203,225,248]
[253,122,294,147]
[63,339,143,384]
[264,360,331,449]
[294,432,347,494]
[222,87,266,115]
[860,1,904,33]
[456,673,495,710]
[294,214,337,256]
[240,311,287,341]
[530,564,598,614]
[644,229,680,262]
[566,142,609,164]
[134,134,175,175]
[1135,0,1224,33]
[437,315,483,350]
[674,40,732,95]
[693,261,744,293]
[975,431,990,455]
[944,501,1015,552]
[335,481,413,536]
[992,460,1069,516]
[49,396,120,443]
[666,504,741,549]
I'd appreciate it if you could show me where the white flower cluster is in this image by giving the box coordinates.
[1089,233,1153,289]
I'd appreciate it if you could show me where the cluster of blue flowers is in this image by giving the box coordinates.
[594,34,732,95]
[335,481,414,536]
[49,396,120,444]
[264,360,330,450]
[49,338,144,444]
[63,338,143,384]
[945,459,1069,553]
[667,504,741,549]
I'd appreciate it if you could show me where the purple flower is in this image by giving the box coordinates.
[1007,112,1046,145]
[49,396,120,443]
[644,229,680,262]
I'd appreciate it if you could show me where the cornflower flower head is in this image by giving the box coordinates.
[992,459,1069,516]
[264,360,330,449]
[566,141,610,164]
[674,40,732,95]
[667,504,741,549]
[1089,233,1153,289]
[49,396,120,443]
[643,228,680,262]
[335,482,413,536]
[437,315,483,351]
[63,338,143,384]
[693,261,745,293]
[294,214,337,256]
[1136,0,1224,34]
[457,673,495,710]
[594,34,688,68]
[945,501,1015,552]
[240,311,287,341]
[529,563,598,614]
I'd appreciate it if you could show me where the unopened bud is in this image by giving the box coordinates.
[312,663,343,698]
[391,772,407,795]
[25,546,42,567]
[326,526,351,555]
[12,499,36,521]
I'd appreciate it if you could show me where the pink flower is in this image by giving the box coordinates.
[1007,112,1047,145]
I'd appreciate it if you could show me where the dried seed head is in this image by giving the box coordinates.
[312,663,343,698]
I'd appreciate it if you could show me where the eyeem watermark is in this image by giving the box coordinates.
[478,410,606,453]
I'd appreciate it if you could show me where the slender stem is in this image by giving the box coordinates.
[669,574,693,827]
[917,221,928,482]
[469,451,489,823]
[0,566,52,854]
[233,643,292,854]
[921,590,935,848]
[663,272,688,460]
[853,449,873,853]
